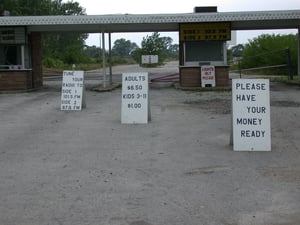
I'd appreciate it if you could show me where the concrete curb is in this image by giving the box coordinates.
[92,83,122,92]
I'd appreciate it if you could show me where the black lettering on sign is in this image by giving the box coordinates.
[125,76,146,81]
[236,82,266,90]
[125,76,138,81]
[136,94,147,99]
[64,83,75,87]
[236,118,263,125]
[236,94,256,101]
[123,94,135,99]
[128,103,142,109]
[139,76,145,81]
[135,85,142,90]
[73,106,80,110]
[246,106,266,114]
[62,89,71,93]
[62,100,71,104]
[72,77,83,82]
[64,71,74,76]
[240,130,266,138]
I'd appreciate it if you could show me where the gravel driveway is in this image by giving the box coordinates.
[0,73,300,225]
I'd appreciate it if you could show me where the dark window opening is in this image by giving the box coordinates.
[0,45,23,69]
[185,41,224,62]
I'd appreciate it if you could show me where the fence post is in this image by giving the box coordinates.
[238,59,242,78]
[285,48,293,80]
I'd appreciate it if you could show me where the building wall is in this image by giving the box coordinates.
[30,32,43,89]
[0,70,32,91]
[215,66,230,87]
[180,66,229,87]
[180,67,201,87]
[0,32,43,92]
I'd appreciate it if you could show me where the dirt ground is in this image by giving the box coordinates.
[0,75,300,225]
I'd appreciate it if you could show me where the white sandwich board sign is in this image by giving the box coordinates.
[121,72,149,124]
[61,70,85,111]
[232,79,271,151]
[141,55,158,64]
[201,65,215,87]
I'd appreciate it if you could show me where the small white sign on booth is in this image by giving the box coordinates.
[61,70,85,111]
[121,72,149,124]
[141,55,158,64]
[201,65,215,87]
[232,79,271,151]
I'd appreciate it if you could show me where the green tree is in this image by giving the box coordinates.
[132,32,178,65]
[140,32,172,64]
[42,0,87,65]
[83,45,101,60]
[228,44,244,65]
[166,43,179,59]
[1,0,71,16]
[231,44,244,58]
[241,34,298,75]
[112,38,138,57]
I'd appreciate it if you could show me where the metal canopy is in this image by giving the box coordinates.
[0,10,300,33]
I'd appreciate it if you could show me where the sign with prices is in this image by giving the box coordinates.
[141,55,158,64]
[232,79,271,151]
[61,70,85,111]
[201,65,215,87]
[121,72,149,124]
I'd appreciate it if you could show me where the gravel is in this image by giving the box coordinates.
[0,73,300,225]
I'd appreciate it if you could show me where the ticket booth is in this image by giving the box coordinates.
[0,27,42,91]
[179,22,231,87]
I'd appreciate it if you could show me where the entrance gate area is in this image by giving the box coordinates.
[0,9,300,91]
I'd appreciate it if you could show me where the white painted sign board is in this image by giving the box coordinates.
[61,70,85,111]
[141,55,158,64]
[201,65,216,87]
[232,79,271,151]
[121,73,148,124]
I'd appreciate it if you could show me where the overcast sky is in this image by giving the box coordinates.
[72,0,300,46]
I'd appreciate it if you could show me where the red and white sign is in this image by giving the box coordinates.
[201,65,215,87]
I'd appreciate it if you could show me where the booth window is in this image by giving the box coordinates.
[184,41,224,64]
[0,27,26,70]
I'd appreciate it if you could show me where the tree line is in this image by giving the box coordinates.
[82,33,179,67]
[228,33,298,76]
